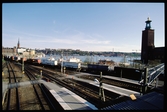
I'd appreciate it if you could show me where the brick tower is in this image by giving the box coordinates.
[141,17,155,64]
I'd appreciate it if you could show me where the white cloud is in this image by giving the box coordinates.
[81,39,110,44]
[3,27,137,52]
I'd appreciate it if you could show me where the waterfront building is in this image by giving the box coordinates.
[2,46,17,56]
[141,17,164,64]
[2,38,35,58]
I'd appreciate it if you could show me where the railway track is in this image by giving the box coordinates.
[24,67,49,110]
[26,64,129,108]
[3,61,134,109]
[3,61,57,110]
[2,61,6,70]
[29,64,142,92]
[6,61,20,110]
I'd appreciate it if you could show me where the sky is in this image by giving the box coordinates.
[2,2,164,52]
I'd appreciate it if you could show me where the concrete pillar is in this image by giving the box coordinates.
[142,67,148,94]
[101,86,105,102]
[99,72,105,102]
[98,76,101,109]
[98,72,105,110]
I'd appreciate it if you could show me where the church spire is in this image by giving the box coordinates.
[17,38,20,48]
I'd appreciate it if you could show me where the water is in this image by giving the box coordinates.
[39,54,140,64]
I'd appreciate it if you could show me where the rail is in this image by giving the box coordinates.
[139,63,164,86]
[147,63,164,86]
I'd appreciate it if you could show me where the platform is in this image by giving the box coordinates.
[74,72,140,85]
[42,81,98,110]
[63,73,141,97]
[103,75,140,85]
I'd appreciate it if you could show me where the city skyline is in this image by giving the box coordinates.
[2,2,164,52]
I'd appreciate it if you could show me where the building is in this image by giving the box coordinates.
[2,46,17,56]
[141,17,164,64]
[2,38,36,57]
[17,47,27,54]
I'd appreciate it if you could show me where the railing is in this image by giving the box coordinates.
[138,63,164,85]
[147,63,164,86]
[137,63,164,95]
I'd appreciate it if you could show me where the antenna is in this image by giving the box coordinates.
[147,12,150,20]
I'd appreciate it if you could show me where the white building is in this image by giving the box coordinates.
[17,47,27,54]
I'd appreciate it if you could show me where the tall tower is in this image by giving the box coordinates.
[17,38,20,49]
[141,17,155,64]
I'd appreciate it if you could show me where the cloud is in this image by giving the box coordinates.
[55,39,77,44]
[32,36,110,45]
[51,28,111,45]
[3,27,136,52]
[81,39,110,44]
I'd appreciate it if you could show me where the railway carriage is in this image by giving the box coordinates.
[87,64,109,71]
[87,64,109,74]
[25,58,41,65]
[61,57,82,70]
[41,57,58,67]
[61,61,81,70]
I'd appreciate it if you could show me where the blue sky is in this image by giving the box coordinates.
[2,2,164,52]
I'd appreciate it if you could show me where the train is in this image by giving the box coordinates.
[86,64,109,74]
[41,57,58,66]
[61,61,81,70]
[26,58,41,65]
[3,55,115,74]
[3,55,26,62]
[61,57,82,70]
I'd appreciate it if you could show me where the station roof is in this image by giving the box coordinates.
[102,91,164,110]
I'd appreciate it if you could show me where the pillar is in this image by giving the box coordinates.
[142,67,148,94]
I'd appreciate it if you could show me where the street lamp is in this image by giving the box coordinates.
[94,72,105,110]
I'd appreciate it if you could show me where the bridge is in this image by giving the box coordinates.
[138,63,164,94]
[147,63,164,85]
